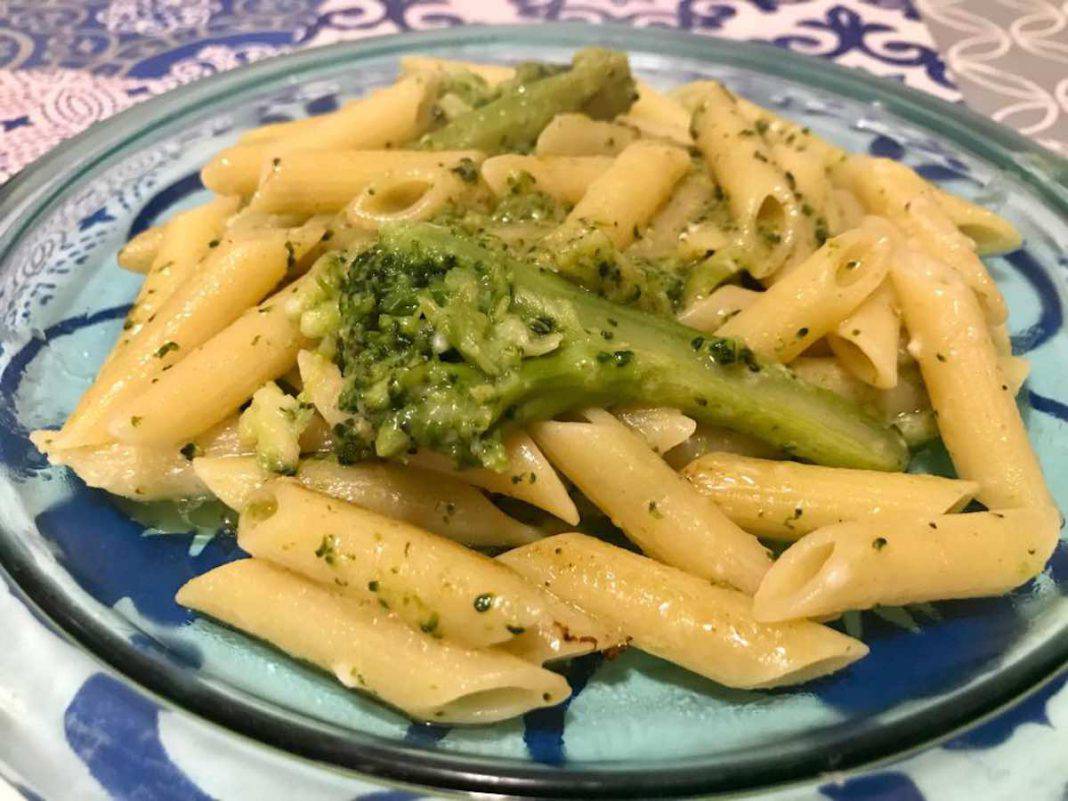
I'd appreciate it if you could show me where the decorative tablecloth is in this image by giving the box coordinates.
[0,3,1065,801]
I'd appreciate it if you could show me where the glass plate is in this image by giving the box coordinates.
[0,23,1065,799]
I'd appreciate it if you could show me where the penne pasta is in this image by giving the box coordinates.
[192,454,542,548]
[630,169,715,260]
[493,584,627,665]
[613,405,696,455]
[687,81,804,277]
[836,156,1008,322]
[236,481,555,649]
[534,113,637,156]
[202,75,440,196]
[400,55,515,86]
[891,249,1052,508]
[664,424,783,469]
[499,533,869,689]
[30,434,206,501]
[718,226,891,362]
[677,285,761,333]
[54,225,322,450]
[116,224,165,273]
[531,412,772,594]
[547,141,690,250]
[177,559,569,723]
[682,452,979,540]
[346,167,471,230]
[405,430,580,525]
[480,154,613,205]
[619,81,692,145]
[119,196,242,341]
[826,280,901,389]
[836,154,1021,254]
[107,276,313,446]
[752,507,1062,622]
[249,149,483,215]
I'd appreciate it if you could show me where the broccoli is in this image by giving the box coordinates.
[418,48,637,154]
[315,222,908,474]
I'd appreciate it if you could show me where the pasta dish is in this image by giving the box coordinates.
[31,49,1061,725]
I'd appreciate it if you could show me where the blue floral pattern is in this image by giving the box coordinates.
[0,0,957,181]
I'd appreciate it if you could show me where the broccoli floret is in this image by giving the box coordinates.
[418,48,637,154]
[318,222,907,474]
[239,382,314,474]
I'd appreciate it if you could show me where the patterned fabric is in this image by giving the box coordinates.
[919,0,1068,155]
[0,0,956,181]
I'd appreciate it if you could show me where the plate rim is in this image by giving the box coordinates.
[0,22,1066,799]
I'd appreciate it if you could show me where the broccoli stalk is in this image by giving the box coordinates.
[326,223,908,474]
[417,48,637,154]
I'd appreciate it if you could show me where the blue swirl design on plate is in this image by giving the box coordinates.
[820,771,925,800]
[1005,250,1064,354]
[64,673,213,801]
[522,653,604,764]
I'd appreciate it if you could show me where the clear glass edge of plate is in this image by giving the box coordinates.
[0,23,1065,800]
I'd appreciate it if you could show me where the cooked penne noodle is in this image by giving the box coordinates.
[202,75,439,196]
[535,113,637,156]
[493,585,627,665]
[107,278,312,446]
[664,424,783,469]
[116,224,165,273]
[687,81,804,277]
[682,452,979,540]
[891,249,1052,508]
[531,413,772,594]
[249,149,483,215]
[30,434,206,501]
[718,226,891,362]
[613,405,696,455]
[346,168,470,230]
[836,154,1021,254]
[406,430,580,525]
[499,533,869,689]
[999,354,1030,396]
[630,170,715,260]
[836,156,1008,322]
[752,507,1062,622]
[548,141,690,250]
[400,55,515,86]
[826,280,901,389]
[936,192,1022,256]
[237,481,557,649]
[677,285,761,333]
[119,195,242,342]
[480,154,613,205]
[899,194,1007,324]
[177,559,569,723]
[54,226,322,450]
[192,454,541,547]
[619,81,692,145]
[237,111,336,145]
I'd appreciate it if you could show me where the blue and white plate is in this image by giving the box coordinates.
[0,24,1065,801]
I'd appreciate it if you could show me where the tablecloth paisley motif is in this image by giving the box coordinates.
[0,0,959,181]
[0,3,1064,801]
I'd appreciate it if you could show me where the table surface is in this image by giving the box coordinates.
[0,2,1065,801]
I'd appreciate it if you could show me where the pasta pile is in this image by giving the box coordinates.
[32,50,1061,725]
